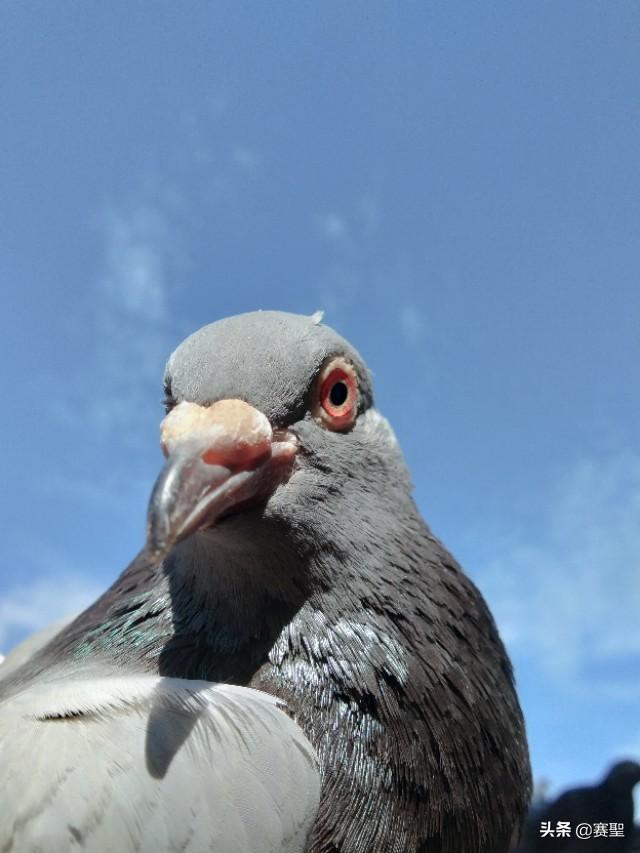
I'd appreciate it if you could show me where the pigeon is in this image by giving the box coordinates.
[0,310,531,852]
[517,760,640,852]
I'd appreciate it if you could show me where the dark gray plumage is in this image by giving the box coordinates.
[0,310,531,852]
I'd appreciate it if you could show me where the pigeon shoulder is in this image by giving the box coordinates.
[0,613,79,681]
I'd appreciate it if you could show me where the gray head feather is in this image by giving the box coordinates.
[164,310,372,425]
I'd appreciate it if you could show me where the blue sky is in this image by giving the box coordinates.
[2,2,639,802]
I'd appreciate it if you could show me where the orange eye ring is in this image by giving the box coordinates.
[314,358,358,430]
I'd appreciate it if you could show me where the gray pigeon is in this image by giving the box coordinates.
[0,310,531,852]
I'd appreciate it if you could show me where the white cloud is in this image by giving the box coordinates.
[5,200,175,657]
[39,468,153,517]
[314,194,382,246]
[310,194,388,328]
[232,145,262,169]
[478,452,640,696]
[315,212,350,241]
[0,574,102,653]
[313,264,361,322]
[54,200,183,444]
[399,304,425,347]
[101,206,170,325]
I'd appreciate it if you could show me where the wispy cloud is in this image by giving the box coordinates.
[232,145,262,170]
[312,194,384,325]
[479,452,640,698]
[94,203,179,427]
[0,573,102,653]
[6,197,180,655]
[399,304,426,347]
[52,199,183,447]
[314,212,350,242]
[101,205,171,326]
[38,468,153,517]
[314,264,362,320]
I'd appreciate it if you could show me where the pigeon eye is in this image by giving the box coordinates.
[162,380,176,414]
[314,358,358,430]
[329,381,348,407]
[162,395,177,414]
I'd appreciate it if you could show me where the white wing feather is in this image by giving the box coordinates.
[0,674,320,852]
[0,614,78,679]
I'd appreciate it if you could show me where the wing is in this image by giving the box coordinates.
[0,673,320,852]
[0,613,78,679]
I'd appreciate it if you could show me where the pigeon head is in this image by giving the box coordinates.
[603,759,640,793]
[163,309,373,424]
[146,310,405,564]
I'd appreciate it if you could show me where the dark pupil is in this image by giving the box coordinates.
[329,381,348,407]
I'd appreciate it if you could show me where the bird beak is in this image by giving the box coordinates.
[144,399,297,562]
